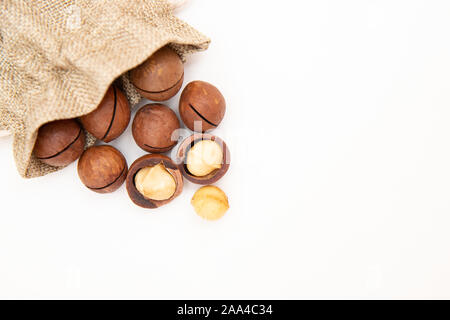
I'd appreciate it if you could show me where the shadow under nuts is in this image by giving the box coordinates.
[77,145,128,193]
[34,119,85,167]
[179,81,226,132]
[130,46,184,101]
[176,133,230,185]
[79,86,130,142]
[126,154,183,208]
[132,103,180,153]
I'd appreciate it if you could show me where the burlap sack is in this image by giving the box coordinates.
[0,0,210,178]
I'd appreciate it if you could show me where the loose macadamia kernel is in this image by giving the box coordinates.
[132,103,180,153]
[135,163,176,201]
[191,185,229,220]
[179,80,226,132]
[34,119,85,167]
[79,86,130,142]
[130,46,184,101]
[186,140,223,177]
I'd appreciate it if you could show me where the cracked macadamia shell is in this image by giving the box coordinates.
[132,103,180,153]
[186,140,223,177]
[179,81,226,132]
[176,133,230,185]
[191,185,229,220]
[77,145,128,193]
[130,46,184,101]
[79,86,130,142]
[134,163,177,201]
[126,154,183,209]
[33,119,85,167]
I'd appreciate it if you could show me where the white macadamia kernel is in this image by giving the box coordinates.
[186,140,223,177]
[135,163,176,200]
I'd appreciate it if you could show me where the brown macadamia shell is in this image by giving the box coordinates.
[132,103,180,153]
[77,145,128,193]
[179,81,226,132]
[34,119,85,167]
[130,46,184,101]
[79,86,130,142]
[126,154,183,209]
[175,133,230,185]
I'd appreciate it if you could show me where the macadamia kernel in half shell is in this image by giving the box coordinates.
[191,185,229,220]
[176,133,230,185]
[135,163,176,201]
[126,154,183,209]
[186,140,223,177]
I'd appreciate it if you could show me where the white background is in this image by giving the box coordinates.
[1,0,450,299]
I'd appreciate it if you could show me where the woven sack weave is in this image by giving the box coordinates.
[0,0,210,178]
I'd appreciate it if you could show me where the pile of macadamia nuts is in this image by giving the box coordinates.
[33,46,230,221]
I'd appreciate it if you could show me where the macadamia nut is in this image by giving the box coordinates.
[191,185,229,220]
[77,145,127,193]
[186,140,223,177]
[179,81,226,132]
[132,103,180,153]
[135,163,176,201]
[79,86,130,142]
[34,119,85,167]
[130,47,184,101]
